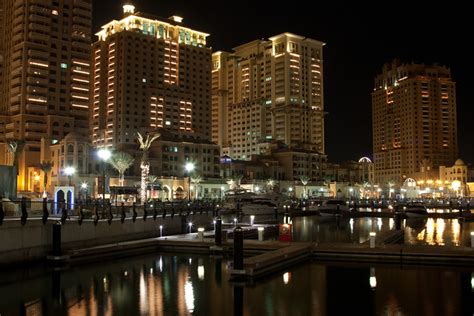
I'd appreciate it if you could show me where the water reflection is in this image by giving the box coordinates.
[0,254,472,315]
[405,218,473,247]
[292,217,394,243]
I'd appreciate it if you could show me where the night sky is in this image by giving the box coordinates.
[94,0,472,164]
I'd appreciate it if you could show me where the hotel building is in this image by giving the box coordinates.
[91,4,211,148]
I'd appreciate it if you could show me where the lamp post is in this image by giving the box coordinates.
[185,162,195,201]
[64,166,76,186]
[98,148,112,201]
[81,182,88,201]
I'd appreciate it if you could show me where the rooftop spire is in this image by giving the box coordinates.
[123,3,135,17]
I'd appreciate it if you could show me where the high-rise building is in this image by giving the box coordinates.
[91,4,211,148]
[212,33,325,160]
[372,60,458,185]
[0,0,92,190]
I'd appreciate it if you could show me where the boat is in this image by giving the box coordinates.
[403,203,428,218]
[317,199,349,216]
[218,190,279,215]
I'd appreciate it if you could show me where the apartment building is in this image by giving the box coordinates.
[212,33,325,160]
[372,60,457,185]
[0,0,92,190]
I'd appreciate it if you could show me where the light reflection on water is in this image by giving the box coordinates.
[1,254,472,316]
[291,217,394,243]
[291,216,474,247]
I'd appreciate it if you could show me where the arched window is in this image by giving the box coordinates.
[67,144,74,154]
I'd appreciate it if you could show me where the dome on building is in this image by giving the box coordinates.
[63,132,88,142]
[454,158,465,166]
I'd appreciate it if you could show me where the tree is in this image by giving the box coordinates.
[300,175,310,199]
[137,132,160,204]
[109,151,134,187]
[7,140,25,175]
[39,161,52,196]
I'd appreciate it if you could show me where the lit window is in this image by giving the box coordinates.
[165,121,171,126]
[61,63,68,69]
[142,78,147,83]
[52,10,59,16]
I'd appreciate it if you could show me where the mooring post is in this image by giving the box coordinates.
[233,226,244,271]
[52,222,62,257]
[20,197,28,225]
[215,216,222,246]
[42,197,49,224]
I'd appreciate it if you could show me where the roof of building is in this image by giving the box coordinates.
[454,158,465,166]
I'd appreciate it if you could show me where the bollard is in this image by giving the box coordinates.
[143,202,148,221]
[78,202,84,226]
[60,203,67,224]
[471,232,474,248]
[284,212,289,224]
[107,202,113,225]
[120,202,126,223]
[159,225,163,237]
[369,232,376,248]
[395,212,402,230]
[258,227,264,241]
[52,222,62,256]
[0,199,4,225]
[162,204,167,218]
[274,207,278,220]
[250,215,255,226]
[93,202,99,226]
[42,198,49,224]
[153,201,158,221]
[132,202,137,222]
[233,226,244,271]
[20,197,28,225]
[215,217,222,245]
[198,227,205,241]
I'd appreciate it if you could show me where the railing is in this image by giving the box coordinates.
[0,198,218,226]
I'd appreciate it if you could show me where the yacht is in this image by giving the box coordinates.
[317,199,349,216]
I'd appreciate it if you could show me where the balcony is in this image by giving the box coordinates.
[72,40,90,51]
[74,0,92,10]
[27,86,48,95]
[29,14,49,25]
[25,103,47,112]
[27,48,48,60]
[29,23,49,33]
[28,31,50,42]
[25,122,46,130]
[73,16,91,27]
[73,7,91,17]
[27,76,48,86]
[25,131,45,140]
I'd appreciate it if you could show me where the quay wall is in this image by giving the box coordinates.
[0,214,213,265]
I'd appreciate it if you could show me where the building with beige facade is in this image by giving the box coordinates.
[91,4,211,148]
[212,33,325,160]
[0,0,92,190]
[372,60,457,186]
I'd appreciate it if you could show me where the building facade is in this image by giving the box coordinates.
[372,60,457,185]
[91,4,211,148]
[212,33,325,160]
[0,0,92,190]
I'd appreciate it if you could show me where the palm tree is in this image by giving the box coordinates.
[300,175,310,199]
[137,132,160,204]
[191,175,202,199]
[39,161,52,196]
[109,151,134,186]
[7,140,25,175]
[266,178,275,192]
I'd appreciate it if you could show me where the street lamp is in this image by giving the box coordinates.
[81,182,88,201]
[64,166,76,186]
[185,162,195,201]
[97,148,112,201]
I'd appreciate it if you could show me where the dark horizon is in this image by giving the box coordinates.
[94,0,473,165]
